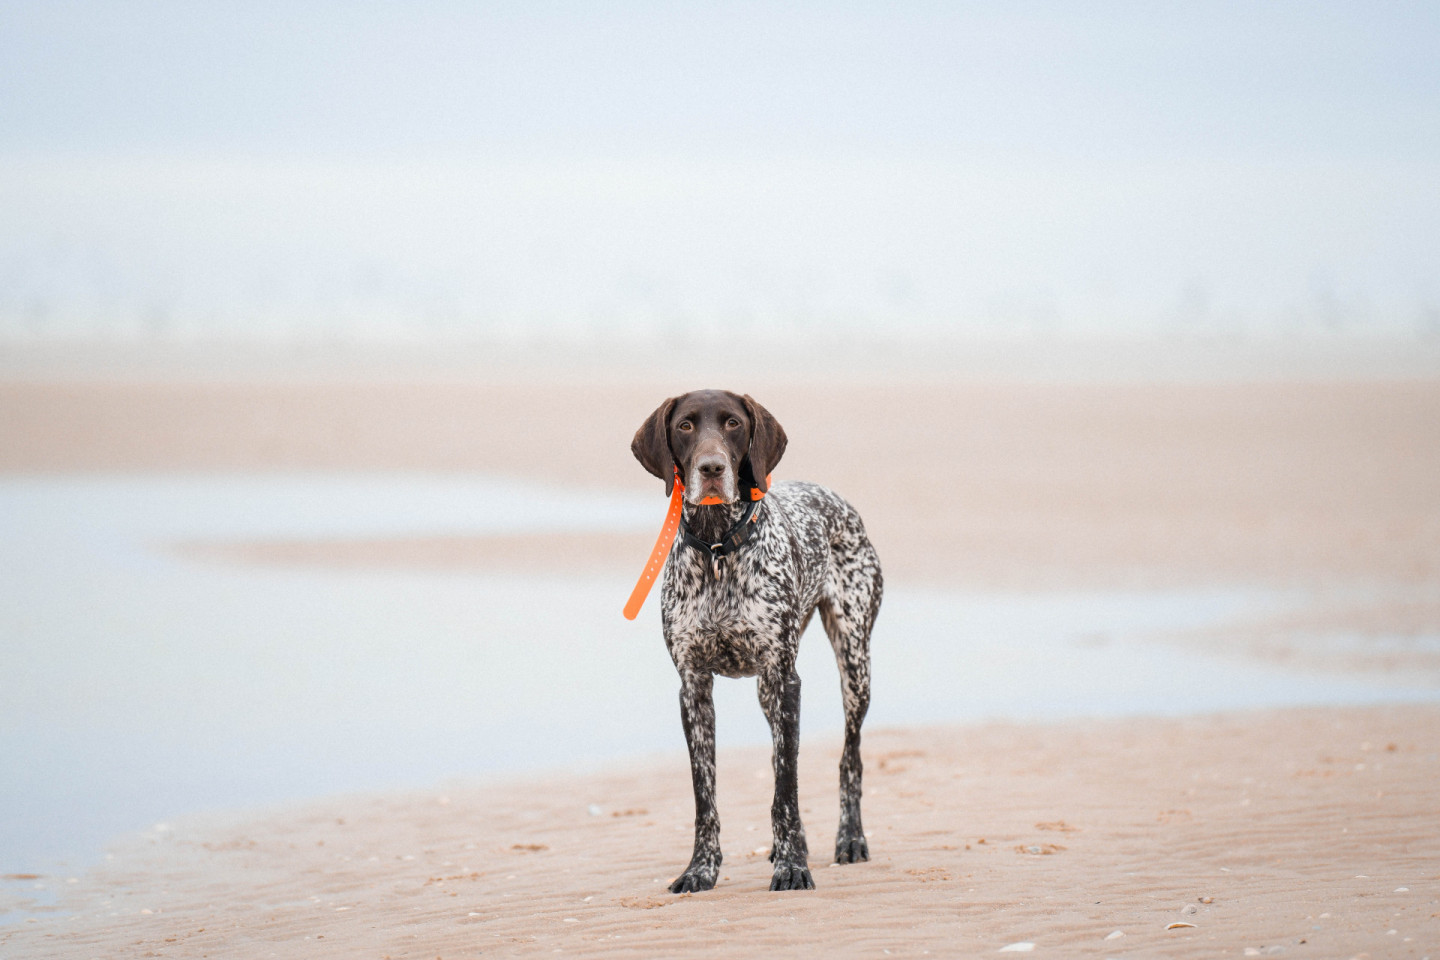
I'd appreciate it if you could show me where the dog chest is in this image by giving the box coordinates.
[665,625,773,678]
[663,588,779,676]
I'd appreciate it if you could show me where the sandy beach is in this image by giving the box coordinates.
[5,370,1438,591]
[7,1,1440,955]
[9,707,1440,959]
[2,350,1438,958]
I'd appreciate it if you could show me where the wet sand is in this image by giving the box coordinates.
[4,375,1438,589]
[8,707,1438,959]
[2,354,1438,957]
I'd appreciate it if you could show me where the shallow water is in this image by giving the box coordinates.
[1,473,1435,898]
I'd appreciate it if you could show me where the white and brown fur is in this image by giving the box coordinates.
[632,389,882,892]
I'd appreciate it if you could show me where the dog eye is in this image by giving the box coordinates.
[677,420,693,432]
[726,418,740,428]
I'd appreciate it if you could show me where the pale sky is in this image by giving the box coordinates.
[2,2,1437,340]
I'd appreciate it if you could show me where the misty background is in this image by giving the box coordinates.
[3,1,1438,346]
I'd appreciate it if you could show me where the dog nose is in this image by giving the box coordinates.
[698,458,727,479]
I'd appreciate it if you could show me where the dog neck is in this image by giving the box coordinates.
[681,499,753,544]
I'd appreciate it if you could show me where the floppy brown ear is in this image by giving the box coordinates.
[631,396,679,496]
[741,394,787,494]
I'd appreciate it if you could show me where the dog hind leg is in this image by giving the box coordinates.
[820,537,880,864]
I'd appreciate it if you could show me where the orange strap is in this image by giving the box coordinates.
[622,480,685,620]
[622,471,770,620]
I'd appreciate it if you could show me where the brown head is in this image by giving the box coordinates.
[631,389,787,504]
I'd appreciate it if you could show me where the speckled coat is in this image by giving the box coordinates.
[659,480,882,892]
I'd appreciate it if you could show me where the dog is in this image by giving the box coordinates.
[631,389,882,892]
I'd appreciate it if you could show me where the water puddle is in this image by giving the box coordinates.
[2,472,1435,912]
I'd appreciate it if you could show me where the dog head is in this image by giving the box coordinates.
[631,389,787,504]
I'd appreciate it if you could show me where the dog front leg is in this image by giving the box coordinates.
[670,670,721,893]
[758,668,813,890]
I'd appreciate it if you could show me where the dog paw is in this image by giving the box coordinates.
[769,861,815,891]
[668,865,718,894]
[834,832,869,864]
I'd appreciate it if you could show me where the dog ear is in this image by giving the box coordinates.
[631,396,679,496]
[741,394,787,494]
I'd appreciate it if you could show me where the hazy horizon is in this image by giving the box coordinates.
[3,2,1438,344]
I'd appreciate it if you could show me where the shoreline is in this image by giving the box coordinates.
[5,335,1440,385]
[4,378,1438,589]
[4,704,1437,958]
[2,363,1438,956]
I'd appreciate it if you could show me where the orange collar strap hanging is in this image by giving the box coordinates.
[622,469,770,620]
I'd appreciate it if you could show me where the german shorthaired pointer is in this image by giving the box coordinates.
[631,389,882,892]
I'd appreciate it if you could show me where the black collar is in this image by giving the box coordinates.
[680,498,762,563]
